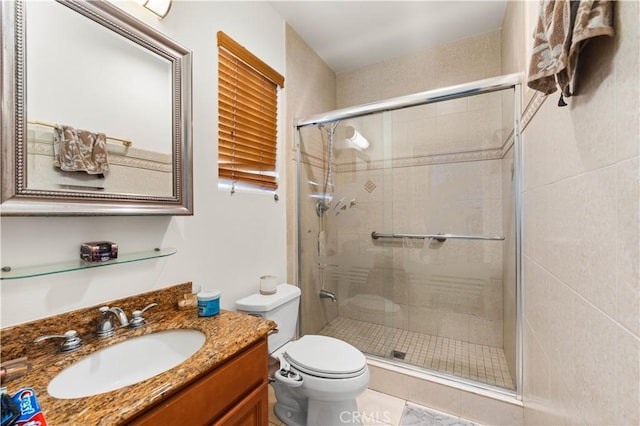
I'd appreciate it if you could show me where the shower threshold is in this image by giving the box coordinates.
[319,316,514,390]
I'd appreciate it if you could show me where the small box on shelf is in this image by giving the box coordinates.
[80,241,118,262]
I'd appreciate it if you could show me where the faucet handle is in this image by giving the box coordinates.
[34,330,82,353]
[129,303,158,329]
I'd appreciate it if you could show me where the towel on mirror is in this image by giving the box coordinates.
[527,0,614,103]
[53,125,109,174]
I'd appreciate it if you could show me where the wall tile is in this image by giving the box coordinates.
[563,34,617,173]
[614,0,640,161]
[367,364,464,419]
[467,108,504,150]
[459,392,524,426]
[436,98,468,116]
[522,258,549,346]
[521,104,551,191]
[546,361,580,425]
[407,306,440,336]
[438,311,471,342]
[522,324,549,414]
[337,31,501,109]
[468,317,503,347]
[538,167,617,319]
[572,297,618,425]
[615,158,640,337]
[545,272,577,394]
[615,328,640,426]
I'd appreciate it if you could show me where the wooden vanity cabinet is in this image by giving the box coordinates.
[127,338,269,426]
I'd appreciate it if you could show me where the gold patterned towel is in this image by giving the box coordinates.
[53,125,109,174]
[527,0,614,101]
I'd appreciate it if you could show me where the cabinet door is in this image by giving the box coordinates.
[213,382,268,426]
[127,339,267,426]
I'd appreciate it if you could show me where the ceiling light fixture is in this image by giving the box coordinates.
[138,0,172,19]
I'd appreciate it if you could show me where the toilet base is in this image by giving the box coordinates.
[274,399,362,426]
[274,402,306,426]
[273,380,363,426]
[273,380,306,426]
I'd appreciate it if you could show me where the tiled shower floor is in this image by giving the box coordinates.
[319,316,514,390]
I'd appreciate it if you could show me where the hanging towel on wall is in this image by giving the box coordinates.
[527,0,614,105]
[53,125,109,174]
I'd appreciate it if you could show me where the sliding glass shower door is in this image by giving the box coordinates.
[296,79,519,392]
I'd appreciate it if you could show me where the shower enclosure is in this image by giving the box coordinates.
[295,75,522,396]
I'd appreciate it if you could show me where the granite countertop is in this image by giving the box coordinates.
[0,283,276,425]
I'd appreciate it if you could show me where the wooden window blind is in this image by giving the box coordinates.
[217,31,284,190]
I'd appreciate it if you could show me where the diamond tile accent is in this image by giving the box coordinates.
[364,179,377,193]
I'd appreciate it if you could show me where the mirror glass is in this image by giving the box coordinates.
[1,0,193,215]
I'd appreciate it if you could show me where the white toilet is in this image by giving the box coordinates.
[236,283,370,426]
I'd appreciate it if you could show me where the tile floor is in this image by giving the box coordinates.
[268,386,479,426]
[318,317,514,389]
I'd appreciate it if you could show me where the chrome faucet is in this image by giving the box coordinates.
[96,306,129,338]
[319,289,337,302]
[34,330,83,353]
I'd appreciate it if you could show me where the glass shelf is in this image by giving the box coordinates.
[0,248,177,280]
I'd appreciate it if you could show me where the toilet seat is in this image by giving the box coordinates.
[281,335,367,379]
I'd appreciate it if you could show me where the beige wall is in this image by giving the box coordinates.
[500,0,538,109]
[2,1,288,327]
[337,30,502,108]
[284,25,338,334]
[506,1,640,425]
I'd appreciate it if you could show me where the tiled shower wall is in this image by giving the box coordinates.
[336,30,502,108]
[320,90,509,348]
[284,24,338,337]
[291,29,511,345]
[502,2,640,425]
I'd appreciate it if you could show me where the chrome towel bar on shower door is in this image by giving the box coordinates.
[370,231,505,242]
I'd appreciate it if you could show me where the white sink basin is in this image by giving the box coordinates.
[48,329,206,399]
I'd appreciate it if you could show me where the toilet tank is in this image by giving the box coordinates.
[235,283,301,353]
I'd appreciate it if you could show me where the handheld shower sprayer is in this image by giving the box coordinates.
[316,121,340,217]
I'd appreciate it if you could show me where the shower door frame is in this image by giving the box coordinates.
[294,73,524,401]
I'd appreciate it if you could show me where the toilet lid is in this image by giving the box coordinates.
[283,335,367,379]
